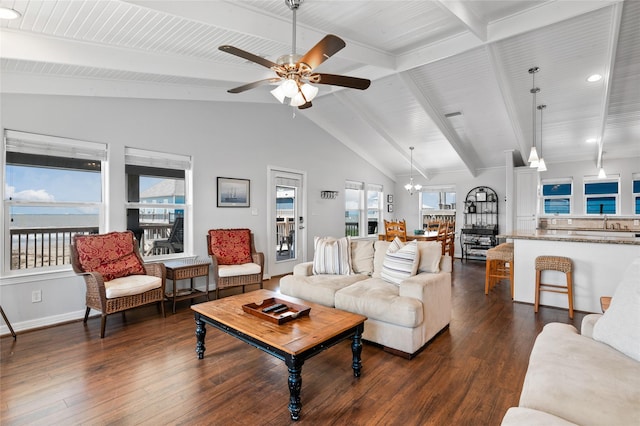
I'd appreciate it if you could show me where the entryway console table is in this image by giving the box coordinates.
[164,258,210,313]
[461,186,498,260]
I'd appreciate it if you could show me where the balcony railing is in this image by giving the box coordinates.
[10,226,99,270]
[9,223,174,270]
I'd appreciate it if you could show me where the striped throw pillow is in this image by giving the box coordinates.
[312,236,352,275]
[381,238,420,285]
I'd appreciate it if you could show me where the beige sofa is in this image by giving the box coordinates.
[280,238,452,358]
[502,257,640,425]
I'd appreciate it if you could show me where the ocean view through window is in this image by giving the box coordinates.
[4,130,106,272]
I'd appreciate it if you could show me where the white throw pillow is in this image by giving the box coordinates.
[380,238,420,285]
[350,239,375,275]
[592,257,640,361]
[417,241,441,273]
[312,236,352,275]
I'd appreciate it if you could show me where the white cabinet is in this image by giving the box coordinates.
[515,168,538,232]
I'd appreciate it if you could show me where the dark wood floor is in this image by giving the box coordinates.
[1,260,585,425]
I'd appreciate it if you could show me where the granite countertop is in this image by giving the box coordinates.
[498,229,640,246]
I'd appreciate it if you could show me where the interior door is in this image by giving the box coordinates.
[268,167,306,277]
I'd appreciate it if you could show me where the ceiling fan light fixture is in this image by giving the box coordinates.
[281,79,299,98]
[271,85,286,103]
[300,83,318,101]
[289,91,307,107]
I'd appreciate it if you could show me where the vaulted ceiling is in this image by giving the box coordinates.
[1,0,638,181]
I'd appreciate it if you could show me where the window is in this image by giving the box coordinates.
[345,181,364,237]
[584,177,619,215]
[633,174,640,215]
[541,179,572,215]
[366,184,383,236]
[125,147,191,258]
[420,185,456,225]
[3,130,106,272]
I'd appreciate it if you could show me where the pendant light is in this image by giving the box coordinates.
[537,104,547,172]
[528,67,540,167]
[598,151,607,179]
[404,146,422,195]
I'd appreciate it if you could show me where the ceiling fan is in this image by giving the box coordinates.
[218,0,371,109]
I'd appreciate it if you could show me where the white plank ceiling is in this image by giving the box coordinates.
[1,0,638,181]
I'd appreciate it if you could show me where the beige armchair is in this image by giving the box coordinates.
[71,231,165,338]
[207,229,264,299]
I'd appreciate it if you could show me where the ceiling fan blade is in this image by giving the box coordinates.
[298,35,346,70]
[219,45,279,69]
[298,101,312,110]
[315,73,371,90]
[227,78,281,94]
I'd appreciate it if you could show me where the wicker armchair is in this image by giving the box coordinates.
[207,229,264,299]
[71,231,166,338]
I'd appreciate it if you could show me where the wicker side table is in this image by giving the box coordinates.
[164,259,210,313]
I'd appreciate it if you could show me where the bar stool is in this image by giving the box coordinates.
[534,256,574,319]
[485,243,514,299]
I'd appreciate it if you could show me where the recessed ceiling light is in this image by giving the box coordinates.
[586,74,602,83]
[585,138,597,143]
[0,7,21,19]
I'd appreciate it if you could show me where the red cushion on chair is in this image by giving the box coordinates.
[208,229,254,265]
[75,231,145,281]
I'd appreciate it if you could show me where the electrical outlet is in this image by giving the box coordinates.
[567,219,572,225]
[551,219,557,225]
[32,290,42,303]
[635,220,639,226]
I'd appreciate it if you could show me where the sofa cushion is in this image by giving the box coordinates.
[592,257,640,361]
[350,239,375,275]
[279,273,368,307]
[372,240,391,278]
[501,407,578,426]
[74,231,145,281]
[417,241,441,273]
[208,229,253,265]
[104,274,162,299]
[335,277,423,328]
[312,236,352,275]
[518,322,640,426]
[380,238,419,285]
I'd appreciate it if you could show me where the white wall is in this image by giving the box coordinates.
[0,94,395,333]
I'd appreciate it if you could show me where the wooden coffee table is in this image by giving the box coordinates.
[191,289,366,421]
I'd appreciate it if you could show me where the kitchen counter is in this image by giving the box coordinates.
[498,229,640,245]
[498,230,640,313]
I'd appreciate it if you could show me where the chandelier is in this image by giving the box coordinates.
[404,146,422,195]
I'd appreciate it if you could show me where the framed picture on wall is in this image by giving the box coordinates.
[387,204,393,213]
[387,194,393,203]
[217,177,250,207]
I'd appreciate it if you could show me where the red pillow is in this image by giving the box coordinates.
[208,229,253,265]
[74,231,145,281]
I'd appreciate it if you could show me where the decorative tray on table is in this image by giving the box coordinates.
[242,297,311,325]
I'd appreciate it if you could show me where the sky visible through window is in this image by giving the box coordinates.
[5,165,159,215]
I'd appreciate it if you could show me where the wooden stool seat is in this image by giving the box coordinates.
[534,255,574,319]
[485,245,514,298]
